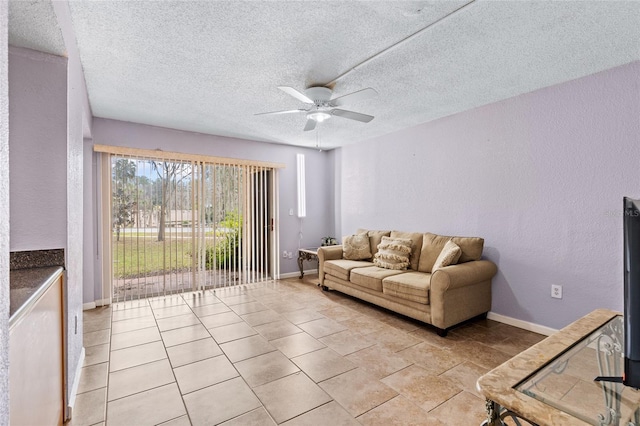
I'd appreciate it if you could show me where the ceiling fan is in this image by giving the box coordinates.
[256,86,378,131]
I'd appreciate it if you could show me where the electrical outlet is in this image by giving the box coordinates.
[283,250,288,258]
[289,208,294,216]
[551,284,562,299]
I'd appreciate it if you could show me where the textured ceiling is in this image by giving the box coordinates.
[9,1,640,149]
[8,0,66,57]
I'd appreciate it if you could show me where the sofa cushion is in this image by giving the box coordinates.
[351,266,404,292]
[374,236,412,270]
[325,259,374,281]
[357,229,392,258]
[432,240,462,271]
[382,272,431,305]
[418,232,484,273]
[390,231,423,270]
[343,234,372,260]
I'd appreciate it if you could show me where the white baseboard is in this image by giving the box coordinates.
[82,302,96,311]
[67,347,85,420]
[279,269,318,279]
[95,297,111,307]
[487,311,557,336]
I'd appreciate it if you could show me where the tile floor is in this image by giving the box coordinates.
[71,275,545,425]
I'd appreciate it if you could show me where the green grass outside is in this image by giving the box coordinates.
[112,236,194,278]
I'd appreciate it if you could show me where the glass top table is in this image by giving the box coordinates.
[516,315,640,425]
[477,309,640,426]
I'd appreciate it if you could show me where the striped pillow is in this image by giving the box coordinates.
[374,236,412,270]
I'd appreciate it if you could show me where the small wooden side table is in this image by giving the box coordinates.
[297,248,319,279]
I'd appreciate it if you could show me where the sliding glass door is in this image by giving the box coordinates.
[100,147,281,302]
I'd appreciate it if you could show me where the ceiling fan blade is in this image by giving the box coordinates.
[254,109,307,116]
[331,109,374,123]
[278,86,314,104]
[330,88,378,107]
[303,118,317,132]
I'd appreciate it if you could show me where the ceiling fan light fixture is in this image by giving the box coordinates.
[308,111,331,122]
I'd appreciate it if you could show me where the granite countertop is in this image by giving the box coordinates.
[10,266,64,322]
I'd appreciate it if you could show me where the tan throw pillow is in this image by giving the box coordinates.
[343,234,372,260]
[374,236,412,270]
[432,240,462,272]
[367,230,391,257]
[390,231,423,270]
[418,232,484,273]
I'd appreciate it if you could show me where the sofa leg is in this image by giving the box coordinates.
[321,285,329,292]
[436,327,448,337]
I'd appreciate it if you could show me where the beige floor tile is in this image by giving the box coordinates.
[339,315,388,335]
[346,345,412,379]
[439,360,489,398]
[110,326,161,351]
[379,314,421,333]
[265,300,310,314]
[365,328,422,352]
[292,347,356,382]
[174,355,239,395]
[199,311,243,329]
[111,316,157,334]
[281,401,359,426]
[319,329,376,355]
[84,329,111,347]
[161,323,210,347]
[254,319,303,340]
[209,321,257,343]
[68,387,107,426]
[83,317,112,334]
[254,372,332,423]
[271,332,326,358]
[108,358,175,401]
[220,334,277,363]
[319,368,398,417]
[166,337,223,368]
[156,313,201,332]
[157,415,191,426]
[77,362,108,394]
[111,306,153,322]
[398,342,465,375]
[84,343,110,366]
[381,365,461,411]
[234,350,299,387]
[241,309,283,326]
[152,304,194,319]
[191,302,231,317]
[317,306,361,322]
[112,299,150,311]
[452,340,513,370]
[282,309,325,325]
[426,391,486,425]
[298,317,348,338]
[182,292,222,308]
[219,407,276,425]
[147,295,188,309]
[183,377,261,426]
[109,341,167,372]
[357,395,436,426]
[216,293,256,305]
[230,301,269,315]
[106,383,186,426]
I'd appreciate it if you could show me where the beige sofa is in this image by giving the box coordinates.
[317,230,497,336]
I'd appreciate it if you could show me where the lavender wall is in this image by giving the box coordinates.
[1,2,10,423]
[8,47,67,251]
[85,118,334,303]
[337,61,640,330]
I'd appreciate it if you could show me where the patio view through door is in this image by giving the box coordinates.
[98,145,281,302]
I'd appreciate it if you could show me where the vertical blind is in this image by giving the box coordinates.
[96,145,282,303]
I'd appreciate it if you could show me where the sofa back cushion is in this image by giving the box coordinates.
[418,232,484,273]
[390,231,423,270]
[374,236,412,270]
[356,229,391,258]
[343,234,372,260]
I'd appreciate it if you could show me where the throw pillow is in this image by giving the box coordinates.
[431,240,462,272]
[343,234,372,260]
[367,230,391,257]
[374,236,412,270]
[418,232,484,273]
[390,231,423,270]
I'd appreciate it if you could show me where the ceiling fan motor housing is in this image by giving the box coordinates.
[305,86,333,105]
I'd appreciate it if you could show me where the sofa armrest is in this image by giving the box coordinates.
[429,260,497,330]
[430,260,497,292]
[317,245,343,284]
